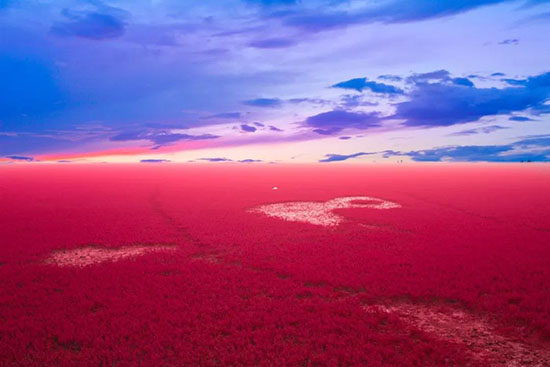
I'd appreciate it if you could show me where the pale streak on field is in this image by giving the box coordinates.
[45,245,177,267]
[364,303,550,367]
[250,196,401,226]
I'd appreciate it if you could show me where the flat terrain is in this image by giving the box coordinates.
[1,164,549,366]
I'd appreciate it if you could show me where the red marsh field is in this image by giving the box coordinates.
[1,164,550,366]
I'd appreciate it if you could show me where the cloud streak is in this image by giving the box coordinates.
[283,0,521,32]
[110,131,220,146]
[332,78,403,94]
[322,135,550,162]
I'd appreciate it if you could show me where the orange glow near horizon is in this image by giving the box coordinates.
[36,140,219,161]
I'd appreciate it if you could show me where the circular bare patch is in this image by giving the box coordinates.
[250,196,401,226]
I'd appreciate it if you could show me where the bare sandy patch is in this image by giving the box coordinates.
[364,301,550,366]
[45,245,177,267]
[250,196,401,226]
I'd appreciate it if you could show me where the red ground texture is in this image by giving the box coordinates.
[1,164,549,367]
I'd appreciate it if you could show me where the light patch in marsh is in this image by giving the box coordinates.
[45,245,177,267]
[250,196,401,226]
[364,302,550,367]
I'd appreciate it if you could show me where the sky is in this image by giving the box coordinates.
[1,0,550,163]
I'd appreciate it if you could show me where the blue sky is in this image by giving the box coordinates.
[1,0,550,163]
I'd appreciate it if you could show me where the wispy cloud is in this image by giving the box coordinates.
[319,152,373,162]
[248,38,297,48]
[140,159,171,163]
[198,157,233,162]
[110,130,219,146]
[283,0,520,32]
[498,39,519,45]
[243,98,283,108]
[332,78,403,94]
[448,125,509,136]
[5,155,34,161]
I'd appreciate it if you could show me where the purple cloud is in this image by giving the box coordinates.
[240,124,257,132]
[393,72,550,127]
[6,155,34,161]
[243,98,283,107]
[406,69,452,83]
[140,159,171,163]
[305,110,381,134]
[332,78,403,94]
[509,116,534,121]
[198,157,233,162]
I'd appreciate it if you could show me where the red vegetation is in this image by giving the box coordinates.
[1,164,549,366]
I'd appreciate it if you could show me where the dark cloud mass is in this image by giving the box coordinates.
[305,110,381,134]
[393,72,550,127]
[51,9,126,40]
[284,1,518,32]
[6,155,34,161]
[240,124,257,132]
[452,77,475,87]
[332,78,403,94]
[509,116,534,121]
